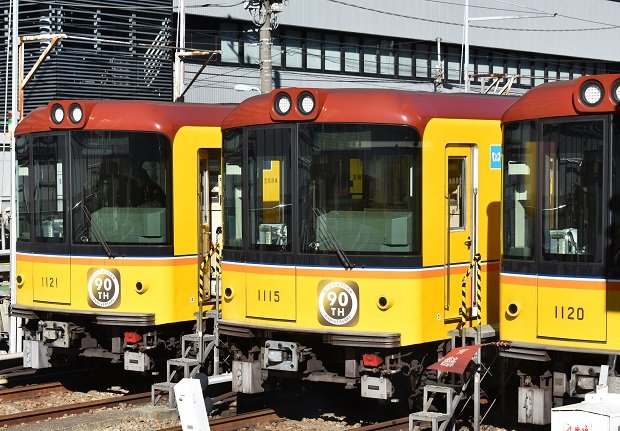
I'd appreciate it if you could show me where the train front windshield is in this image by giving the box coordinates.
[223,124,421,257]
[502,117,611,268]
[17,131,171,249]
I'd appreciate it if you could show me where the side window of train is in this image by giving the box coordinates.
[448,157,466,230]
[541,119,604,263]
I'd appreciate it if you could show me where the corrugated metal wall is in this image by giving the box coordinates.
[0,0,173,126]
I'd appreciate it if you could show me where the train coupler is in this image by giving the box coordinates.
[263,340,299,371]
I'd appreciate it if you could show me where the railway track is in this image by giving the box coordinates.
[0,390,151,427]
[356,417,410,431]
[0,381,68,402]
[160,408,280,431]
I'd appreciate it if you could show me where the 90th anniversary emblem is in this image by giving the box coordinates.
[317,280,359,326]
[87,268,121,308]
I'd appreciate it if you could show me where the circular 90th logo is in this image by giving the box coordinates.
[317,280,359,326]
[87,268,121,308]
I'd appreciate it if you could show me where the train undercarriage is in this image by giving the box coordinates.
[16,311,193,372]
[224,327,446,407]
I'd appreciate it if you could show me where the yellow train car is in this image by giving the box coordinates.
[12,100,234,371]
[219,88,515,401]
[500,74,620,412]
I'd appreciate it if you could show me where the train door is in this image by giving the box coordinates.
[199,149,222,299]
[444,144,477,322]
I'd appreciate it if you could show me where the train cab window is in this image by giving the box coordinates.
[32,135,65,243]
[248,128,292,252]
[503,121,537,260]
[541,120,604,263]
[71,131,171,245]
[15,134,66,244]
[298,124,421,255]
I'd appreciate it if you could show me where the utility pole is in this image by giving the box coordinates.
[258,1,272,94]
[244,0,287,94]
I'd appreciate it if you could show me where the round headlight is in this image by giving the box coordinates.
[274,92,292,115]
[580,80,603,106]
[612,80,620,104]
[50,103,64,124]
[297,92,315,115]
[68,103,83,124]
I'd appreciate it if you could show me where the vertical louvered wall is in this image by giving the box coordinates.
[1,0,173,125]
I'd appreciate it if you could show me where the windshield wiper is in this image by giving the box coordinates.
[74,201,116,259]
[312,207,354,270]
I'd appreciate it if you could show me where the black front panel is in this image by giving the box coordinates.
[223,123,423,269]
[502,116,610,277]
[16,131,173,257]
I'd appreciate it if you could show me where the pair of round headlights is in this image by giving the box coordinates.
[580,79,620,107]
[50,103,84,125]
[273,91,316,116]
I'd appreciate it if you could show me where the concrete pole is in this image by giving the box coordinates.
[259,0,273,94]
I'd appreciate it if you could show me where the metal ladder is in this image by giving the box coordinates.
[409,384,459,431]
[409,325,497,431]
[151,310,218,408]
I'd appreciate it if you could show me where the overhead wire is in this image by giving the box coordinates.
[324,0,620,32]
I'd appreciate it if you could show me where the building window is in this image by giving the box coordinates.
[284,30,302,69]
[446,49,460,81]
[397,46,412,77]
[380,40,394,75]
[519,60,531,87]
[344,36,360,73]
[415,43,429,79]
[307,31,322,70]
[363,38,377,74]
[243,27,259,65]
[272,34,282,68]
[220,23,239,64]
[325,33,341,72]
[534,61,545,86]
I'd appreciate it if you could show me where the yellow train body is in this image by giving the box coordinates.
[221,117,504,345]
[13,100,232,370]
[219,88,515,398]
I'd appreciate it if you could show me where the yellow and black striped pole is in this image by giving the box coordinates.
[459,252,482,327]
[474,253,482,324]
[214,236,222,278]
[198,241,214,304]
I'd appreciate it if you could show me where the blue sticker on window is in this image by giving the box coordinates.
[490,145,501,170]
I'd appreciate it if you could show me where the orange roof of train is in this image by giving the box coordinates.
[502,74,620,122]
[501,79,580,122]
[16,100,236,138]
[222,88,517,132]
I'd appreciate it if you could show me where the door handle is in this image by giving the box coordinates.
[464,236,472,248]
